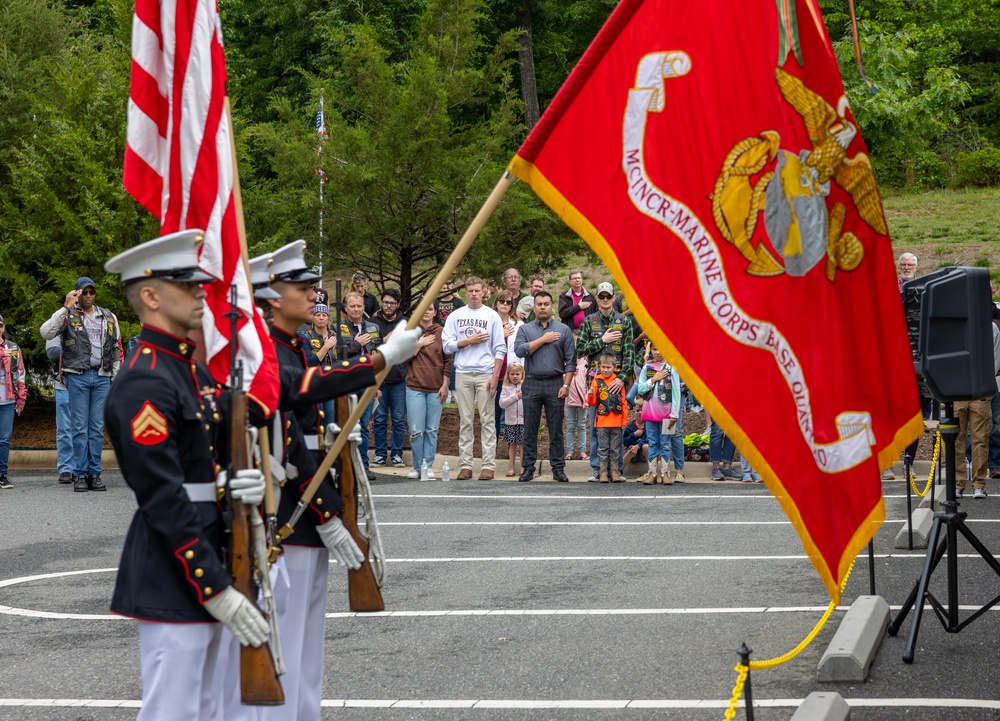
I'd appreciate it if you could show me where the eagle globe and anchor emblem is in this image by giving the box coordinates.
[711,68,887,282]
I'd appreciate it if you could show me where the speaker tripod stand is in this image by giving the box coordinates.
[886,402,1000,663]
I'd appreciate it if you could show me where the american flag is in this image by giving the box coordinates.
[123,0,279,413]
[315,101,326,139]
[315,99,326,179]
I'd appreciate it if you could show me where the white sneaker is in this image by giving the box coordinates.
[881,468,895,480]
[974,487,987,499]
[406,469,419,479]
[426,469,436,480]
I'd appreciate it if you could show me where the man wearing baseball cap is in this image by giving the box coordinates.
[39,275,122,492]
[575,281,638,482]
[101,229,271,719]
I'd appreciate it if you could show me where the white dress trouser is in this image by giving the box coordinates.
[137,620,226,721]
[258,545,329,721]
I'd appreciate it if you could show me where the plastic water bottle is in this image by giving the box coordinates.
[420,459,428,482]
[441,460,450,482]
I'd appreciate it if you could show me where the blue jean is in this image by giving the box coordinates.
[646,407,684,471]
[319,399,335,432]
[667,407,684,469]
[646,412,683,468]
[626,382,639,408]
[589,406,623,474]
[374,380,407,458]
[406,388,443,471]
[359,397,374,469]
[65,370,110,476]
[494,388,505,435]
[646,417,665,462]
[709,420,735,464]
[55,387,73,474]
[565,406,588,455]
[0,402,15,475]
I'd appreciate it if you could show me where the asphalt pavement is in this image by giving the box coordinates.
[2,464,999,720]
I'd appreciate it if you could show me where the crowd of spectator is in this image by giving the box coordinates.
[9,251,983,492]
[327,268,705,484]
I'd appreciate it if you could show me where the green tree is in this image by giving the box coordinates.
[0,8,153,374]
[241,0,579,313]
[0,0,72,186]
[833,23,970,188]
[822,0,1000,187]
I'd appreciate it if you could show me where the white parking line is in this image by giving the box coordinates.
[375,493,775,500]
[2,697,999,710]
[381,521,793,526]
[324,604,1000,619]
[373,493,944,500]
[378,553,979,562]
[380,519,1000,525]
[325,606,844,618]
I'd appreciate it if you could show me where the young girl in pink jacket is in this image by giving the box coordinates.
[499,363,525,477]
[564,356,589,460]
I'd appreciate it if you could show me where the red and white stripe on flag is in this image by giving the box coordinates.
[124,0,279,414]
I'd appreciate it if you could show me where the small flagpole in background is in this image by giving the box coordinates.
[316,96,326,286]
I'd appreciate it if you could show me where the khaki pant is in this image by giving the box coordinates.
[456,372,496,472]
[955,397,992,490]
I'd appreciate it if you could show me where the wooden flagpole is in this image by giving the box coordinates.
[225,97,255,283]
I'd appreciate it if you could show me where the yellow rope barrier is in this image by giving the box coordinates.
[721,663,749,721]
[722,559,856,719]
[908,432,940,498]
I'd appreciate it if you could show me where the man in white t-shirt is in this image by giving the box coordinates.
[442,276,507,479]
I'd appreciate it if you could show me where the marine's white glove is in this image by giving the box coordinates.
[378,323,421,367]
[324,423,364,450]
[204,587,269,647]
[216,469,266,506]
[316,516,365,570]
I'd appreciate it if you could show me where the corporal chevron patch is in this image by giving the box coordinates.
[131,401,169,445]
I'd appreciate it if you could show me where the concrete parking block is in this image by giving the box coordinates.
[791,692,850,721]
[917,482,946,510]
[894,506,934,549]
[817,595,890,683]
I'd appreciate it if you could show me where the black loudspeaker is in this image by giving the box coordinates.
[902,266,995,402]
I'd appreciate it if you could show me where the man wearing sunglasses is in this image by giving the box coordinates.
[40,277,122,492]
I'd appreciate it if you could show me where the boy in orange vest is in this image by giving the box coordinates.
[587,353,629,482]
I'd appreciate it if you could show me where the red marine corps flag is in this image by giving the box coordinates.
[509,0,922,600]
[123,0,279,413]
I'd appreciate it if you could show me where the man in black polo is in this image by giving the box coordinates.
[512,291,576,482]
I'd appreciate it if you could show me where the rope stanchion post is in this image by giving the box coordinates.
[722,562,856,720]
[737,644,754,721]
[867,540,876,595]
[904,448,914,550]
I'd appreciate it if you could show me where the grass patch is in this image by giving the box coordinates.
[885,186,1000,268]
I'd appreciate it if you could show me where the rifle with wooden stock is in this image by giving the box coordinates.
[225,281,284,706]
[335,395,385,612]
